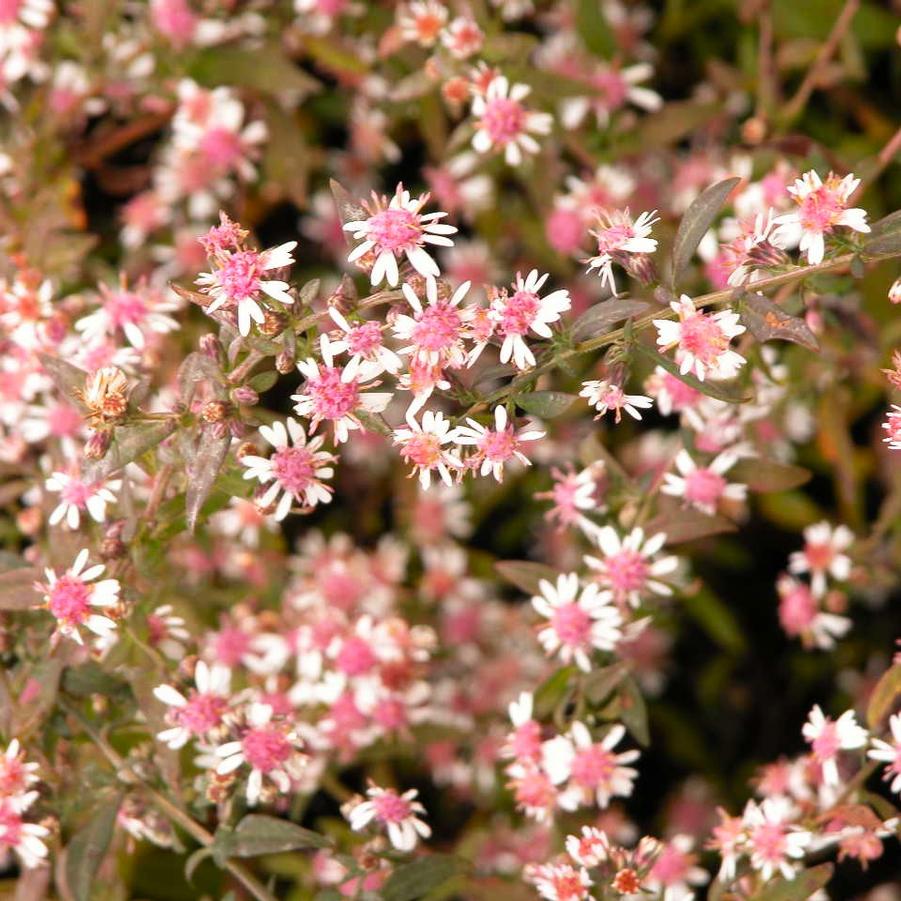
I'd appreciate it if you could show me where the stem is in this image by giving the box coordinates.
[228,350,266,385]
[143,463,174,523]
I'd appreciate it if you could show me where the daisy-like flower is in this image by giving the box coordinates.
[537,466,602,533]
[146,604,191,660]
[882,405,901,451]
[393,410,463,489]
[470,75,553,167]
[644,366,703,417]
[661,449,747,516]
[241,417,337,520]
[742,797,811,882]
[543,722,640,810]
[0,740,40,802]
[868,712,901,795]
[153,661,232,750]
[45,470,120,530]
[723,210,788,286]
[491,269,571,370]
[0,798,50,869]
[580,379,653,423]
[646,834,709,901]
[505,761,559,823]
[213,702,307,806]
[525,862,593,901]
[292,335,392,444]
[441,16,483,59]
[586,209,659,292]
[343,185,457,287]
[801,705,868,787]
[653,295,746,382]
[195,239,296,337]
[788,521,854,595]
[455,405,544,481]
[776,573,851,650]
[561,62,662,129]
[37,548,120,646]
[502,692,543,764]
[346,784,431,851]
[532,573,623,672]
[329,308,402,376]
[394,278,473,369]
[775,170,870,265]
[565,825,611,867]
[397,0,447,46]
[74,366,131,424]
[584,526,678,608]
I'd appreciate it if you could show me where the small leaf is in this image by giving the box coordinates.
[382,855,465,901]
[866,663,901,729]
[189,42,319,99]
[217,815,332,860]
[753,863,833,901]
[64,796,122,901]
[177,352,222,406]
[494,560,556,595]
[572,299,650,342]
[741,293,819,351]
[249,370,279,393]
[84,420,177,481]
[330,179,365,230]
[618,677,650,746]
[645,504,737,544]
[37,353,89,411]
[864,210,901,257]
[297,278,321,306]
[634,342,750,404]
[729,458,811,492]
[515,391,576,418]
[534,666,577,718]
[186,430,232,532]
[0,566,40,611]
[671,177,741,285]
[185,847,214,883]
[576,0,615,57]
[584,661,631,704]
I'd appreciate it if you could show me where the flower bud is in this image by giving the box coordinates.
[200,400,230,423]
[231,385,259,406]
[260,309,287,337]
[84,429,112,460]
[275,350,295,374]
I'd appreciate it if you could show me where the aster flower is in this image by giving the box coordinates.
[44,470,120,530]
[646,834,709,901]
[802,705,867,787]
[723,210,788,286]
[536,466,603,534]
[502,691,543,764]
[241,417,337,520]
[441,16,483,58]
[565,825,611,867]
[788,521,854,595]
[75,279,180,350]
[491,269,571,370]
[775,170,870,265]
[153,661,232,749]
[329,308,402,376]
[561,62,662,129]
[454,405,544,481]
[653,295,746,382]
[393,278,473,369]
[661,449,747,516]
[195,238,296,337]
[525,862,593,901]
[146,604,191,660]
[343,185,457,287]
[346,784,431,851]
[741,797,811,882]
[586,209,659,292]
[882,405,901,451]
[543,721,640,810]
[532,573,623,672]
[397,0,447,46]
[470,75,553,166]
[584,526,678,608]
[393,410,463,489]
[505,761,559,822]
[0,798,50,869]
[0,740,40,803]
[292,335,392,444]
[776,573,851,650]
[37,548,120,647]
[580,379,653,423]
[868,713,901,795]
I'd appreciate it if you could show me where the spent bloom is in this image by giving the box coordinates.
[653,294,746,382]
[343,185,457,287]
[586,209,659,292]
[532,573,623,672]
[346,784,431,851]
[801,705,868,786]
[241,417,337,520]
[455,405,544,481]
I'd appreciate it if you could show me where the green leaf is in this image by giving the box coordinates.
[84,420,177,481]
[618,677,650,746]
[177,352,222,406]
[729,458,811,492]
[62,662,132,699]
[584,661,631,704]
[382,855,465,901]
[572,299,650,342]
[645,504,737,544]
[214,815,331,862]
[634,341,750,404]
[37,353,90,411]
[866,663,901,729]
[185,429,232,532]
[330,178,366,229]
[670,177,741,285]
[0,566,40,611]
[576,0,615,57]
[494,560,556,595]
[515,391,576,418]
[188,42,319,99]
[249,370,279,393]
[753,863,834,901]
[740,293,819,351]
[64,796,122,901]
[534,666,577,718]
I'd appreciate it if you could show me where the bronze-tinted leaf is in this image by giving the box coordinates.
[741,292,819,350]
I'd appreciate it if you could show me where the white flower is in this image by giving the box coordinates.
[329,307,402,376]
[788,521,853,595]
[45,471,120,530]
[454,405,544,481]
[347,784,431,851]
[742,797,811,882]
[393,278,473,369]
[393,410,463,489]
[801,705,868,787]
[580,379,653,423]
[586,209,659,292]
[0,798,50,869]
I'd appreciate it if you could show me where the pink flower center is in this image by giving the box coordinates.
[678,312,728,364]
[811,721,840,761]
[683,467,726,508]
[0,804,23,846]
[60,479,93,509]
[0,0,22,25]
[778,583,817,635]
[650,847,690,884]
[320,568,365,610]
[346,321,383,356]
[480,97,526,144]
[272,445,316,496]
[241,726,291,773]
[479,426,517,462]
[400,433,442,469]
[509,721,542,761]
[217,251,264,302]
[751,823,787,863]
[549,870,588,901]
[306,367,360,421]
[570,744,616,788]
[512,768,555,810]
[551,602,592,648]
[175,692,227,734]
[105,291,148,327]
[591,70,629,110]
[804,541,834,571]
[595,224,634,255]
[335,635,377,676]
[373,696,407,730]
[411,302,463,354]
[200,127,244,170]
[0,757,26,796]
[152,0,197,42]
[603,549,649,598]
[499,290,540,336]
[662,373,701,409]
[48,575,92,626]
[214,627,250,666]
[47,404,82,437]
[367,208,422,253]
[797,187,844,233]
[547,207,585,255]
[372,790,412,824]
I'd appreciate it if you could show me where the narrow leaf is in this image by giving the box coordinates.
[177,352,222,406]
[572,299,650,342]
[753,863,833,901]
[495,560,556,595]
[382,854,464,901]
[515,391,576,418]
[619,677,650,746]
[645,504,737,544]
[330,179,365,230]
[36,353,89,411]
[729,458,811,492]
[671,177,741,284]
[634,341,750,404]
[84,420,177,481]
[186,429,232,532]
[534,666,576,718]
[741,293,818,350]
[219,814,332,859]
[584,662,631,704]
[866,663,901,729]
[64,796,122,901]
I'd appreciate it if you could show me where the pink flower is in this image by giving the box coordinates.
[471,76,553,166]
[536,466,602,533]
[393,410,463,489]
[492,269,571,370]
[532,573,623,672]
[525,861,593,901]
[241,417,337,520]
[788,521,853,594]
[347,784,431,851]
[0,797,49,869]
[741,797,811,881]
[154,661,232,749]
[561,62,662,130]
[653,295,746,382]
[455,405,544,481]
[661,449,746,515]
[646,834,709,900]
[645,366,703,416]
[580,379,653,422]
[45,470,120,530]
[503,692,543,764]
[801,705,867,786]
[882,404,901,450]
[776,573,850,650]
[397,0,447,46]
[506,761,559,822]
[776,170,869,265]
[329,308,402,376]
[565,826,610,867]
[394,278,473,369]
[586,209,659,292]
[441,16,483,58]
[868,713,901,795]
[76,279,180,350]
[343,185,456,287]
[0,740,40,801]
